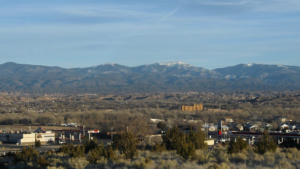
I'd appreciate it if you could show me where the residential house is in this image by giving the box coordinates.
[264,123,273,130]
[150,119,164,123]
[244,124,258,131]
[273,116,288,123]
[289,124,297,130]
[236,124,244,131]
[280,123,289,130]
[288,121,300,131]
[202,124,217,131]
[221,117,234,124]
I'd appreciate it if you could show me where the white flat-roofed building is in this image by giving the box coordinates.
[0,129,55,145]
[0,133,35,145]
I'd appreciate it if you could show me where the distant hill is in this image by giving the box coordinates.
[214,63,300,80]
[1,62,300,93]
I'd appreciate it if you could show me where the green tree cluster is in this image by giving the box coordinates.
[87,144,115,164]
[37,156,49,169]
[14,146,38,163]
[255,130,277,154]
[227,137,248,154]
[59,140,117,164]
[35,140,41,147]
[157,122,167,129]
[83,137,98,154]
[162,127,207,159]
[113,131,139,159]
[70,145,85,158]
[59,143,85,158]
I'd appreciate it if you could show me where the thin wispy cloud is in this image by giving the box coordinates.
[158,8,179,23]
[0,0,299,69]
[201,0,253,6]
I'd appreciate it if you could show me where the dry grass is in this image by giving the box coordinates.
[2,146,300,169]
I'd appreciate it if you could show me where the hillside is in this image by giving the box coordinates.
[1,62,300,93]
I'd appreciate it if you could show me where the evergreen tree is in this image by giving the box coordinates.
[70,145,85,158]
[87,144,116,164]
[83,137,98,153]
[35,140,41,147]
[177,141,196,160]
[162,126,185,150]
[14,146,38,163]
[255,130,277,154]
[162,127,207,160]
[113,131,138,159]
[37,156,49,169]
[187,128,207,150]
[227,137,248,154]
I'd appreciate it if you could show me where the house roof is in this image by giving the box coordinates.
[244,124,257,128]
[222,117,232,120]
[34,127,46,133]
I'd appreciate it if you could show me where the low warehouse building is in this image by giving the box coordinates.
[0,128,55,145]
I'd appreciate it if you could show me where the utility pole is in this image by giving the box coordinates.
[27,94,29,113]
[110,127,113,141]
[207,118,209,139]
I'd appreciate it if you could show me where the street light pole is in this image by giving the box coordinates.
[206,118,208,139]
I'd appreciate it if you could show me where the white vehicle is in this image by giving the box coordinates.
[58,140,66,145]
[220,138,227,143]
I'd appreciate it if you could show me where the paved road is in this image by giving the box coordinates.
[0,139,112,155]
[0,142,82,155]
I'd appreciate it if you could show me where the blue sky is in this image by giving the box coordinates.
[0,0,300,69]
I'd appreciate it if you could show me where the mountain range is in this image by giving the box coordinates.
[1,61,300,93]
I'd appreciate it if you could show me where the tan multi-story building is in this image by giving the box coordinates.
[182,103,203,111]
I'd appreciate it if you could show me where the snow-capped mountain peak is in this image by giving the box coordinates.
[102,63,116,66]
[246,63,261,67]
[157,61,193,67]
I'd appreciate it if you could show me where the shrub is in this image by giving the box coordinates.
[197,151,210,164]
[70,145,85,158]
[229,153,247,163]
[286,153,293,160]
[187,128,207,150]
[278,160,293,169]
[210,162,230,169]
[35,140,42,147]
[103,146,116,160]
[67,157,89,169]
[87,149,100,164]
[59,143,73,154]
[177,141,196,160]
[113,131,139,159]
[153,142,166,152]
[227,137,248,154]
[14,146,38,163]
[45,149,55,157]
[87,144,116,164]
[83,137,98,154]
[37,156,49,169]
[157,122,167,129]
[254,130,277,154]
[162,126,184,150]
[296,151,300,159]
[213,148,229,164]
[263,152,275,166]
[162,127,207,160]
[59,143,85,158]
